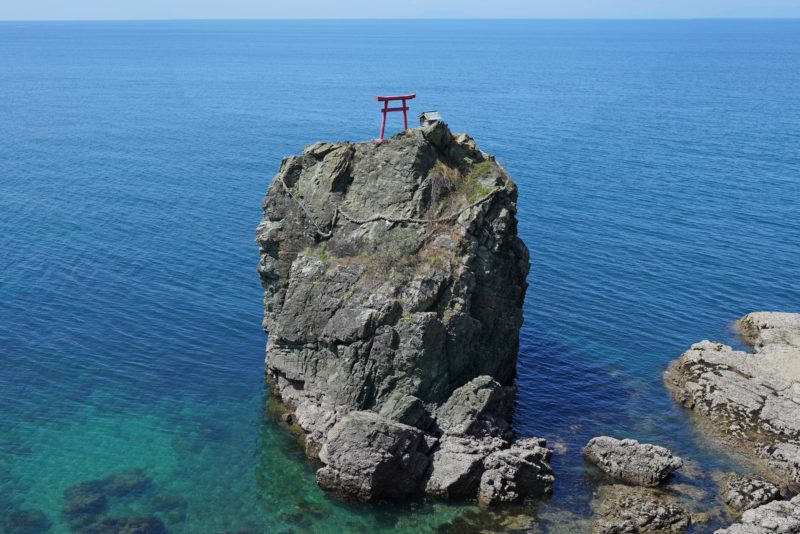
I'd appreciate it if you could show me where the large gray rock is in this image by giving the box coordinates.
[424,377,553,502]
[478,438,555,505]
[583,436,683,487]
[721,473,781,513]
[715,495,800,533]
[425,435,502,499]
[377,391,431,429]
[664,312,800,487]
[590,484,690,533]
[435,375,511,438]
[257,126,537,502]
[316,411,430,501]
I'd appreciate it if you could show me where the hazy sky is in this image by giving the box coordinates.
[2,0,800,21]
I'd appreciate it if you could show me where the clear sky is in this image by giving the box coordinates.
[2,0,800,21]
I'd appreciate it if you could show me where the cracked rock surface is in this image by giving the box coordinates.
[478,437,555,505]
[664,312,800,488]
[715,496,800,533]
[583,436,683,487]
[721,473,782,513]
[257,124,551,502]
[590,484,691,533]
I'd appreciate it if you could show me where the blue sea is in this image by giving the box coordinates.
[1,19,799,533]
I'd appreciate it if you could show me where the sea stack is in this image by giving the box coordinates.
[664,312,800,489]
[256,121,553,502]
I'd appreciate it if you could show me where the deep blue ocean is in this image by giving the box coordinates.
[1,19,799,533]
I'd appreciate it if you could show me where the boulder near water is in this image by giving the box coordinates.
[590,484,691,534]
[664,312,800,489]
[256,122,552,502]
[719,473,782,513]
[583,436,683,487]
[715,496,800,534]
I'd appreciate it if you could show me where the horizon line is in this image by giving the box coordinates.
[2,16,800,23]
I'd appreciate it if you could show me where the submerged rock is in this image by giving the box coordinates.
[257,124,546,503]
[582,436,683,487]
[3,508,50,534]
[149,494,188,524]
[64,469,152,510]
[101,468,152,498]
[63,469,155,530]
[590,484,690,533]
[720,473,781,513]
[436,507,543,534]
[63,481,109,518]
[76,516,167,534]
[664,312,800,487]
[716,495,800,533]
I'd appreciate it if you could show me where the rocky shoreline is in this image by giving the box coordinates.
[664,312,800,491]
[257,124,799,530]
[581,311,800,533]
[657,311,800,533]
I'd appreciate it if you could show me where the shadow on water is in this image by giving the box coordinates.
[254,381,740,534]
[512,332,741,532]
[253,389,477,534]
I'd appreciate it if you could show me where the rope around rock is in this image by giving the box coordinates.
[278,174,505,240]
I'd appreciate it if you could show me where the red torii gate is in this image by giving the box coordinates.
[375,93,416,140]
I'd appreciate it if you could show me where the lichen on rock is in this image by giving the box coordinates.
[590,484,691,534]
[256,122,548,503]
[715,496,800,534]
[663,312,800,489]
[583,436,683,487]
[720,473,782,513]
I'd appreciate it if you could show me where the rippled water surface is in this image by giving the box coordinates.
[2,19,799,533]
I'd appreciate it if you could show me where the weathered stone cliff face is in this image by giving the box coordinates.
[256,122,552,502]
[664,312,800,490]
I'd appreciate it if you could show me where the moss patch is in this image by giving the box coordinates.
[426,159,496,209]
[460,161,495,201]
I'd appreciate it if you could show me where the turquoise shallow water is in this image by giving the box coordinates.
[1,19,799,533]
